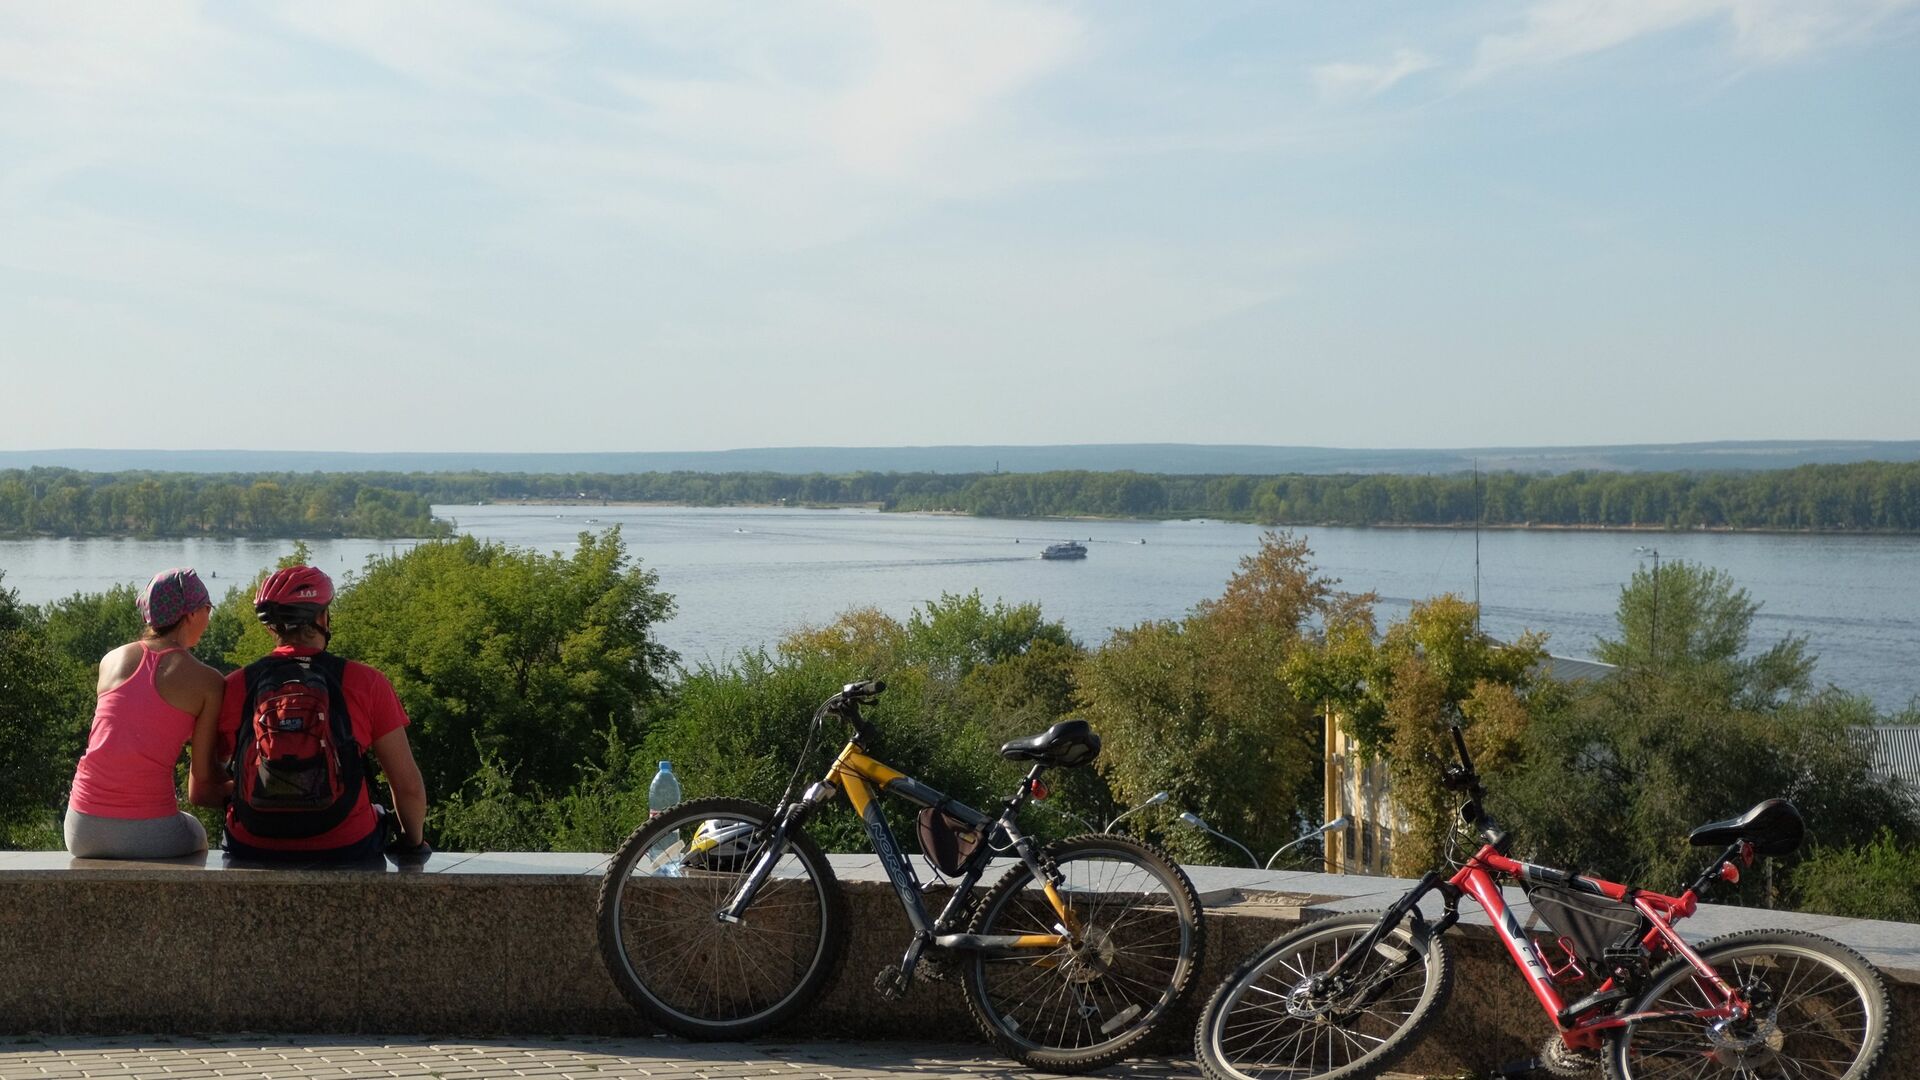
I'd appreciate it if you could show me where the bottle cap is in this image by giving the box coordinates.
[659,760,672,771]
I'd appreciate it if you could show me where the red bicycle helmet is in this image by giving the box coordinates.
[254,565,334,629]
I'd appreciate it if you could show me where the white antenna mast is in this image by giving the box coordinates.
[1473,459,1482,633]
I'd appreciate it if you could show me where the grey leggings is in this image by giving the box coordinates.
[64,806,207,859]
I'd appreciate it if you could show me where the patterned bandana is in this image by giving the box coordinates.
[138,567,211,629]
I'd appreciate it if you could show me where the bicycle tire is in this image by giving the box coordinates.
[1195,909,1454,1080]
[1603,928,1890,1080]
[595,796,847,1038]
[961,833,1205,1073]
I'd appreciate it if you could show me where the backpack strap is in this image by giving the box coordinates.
[229,654,284,785]
[312,652,390,822]
[307,651,356,750]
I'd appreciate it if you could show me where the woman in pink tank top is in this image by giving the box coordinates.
[65,567,228,860]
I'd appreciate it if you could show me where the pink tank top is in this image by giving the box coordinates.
[69,645,197,819]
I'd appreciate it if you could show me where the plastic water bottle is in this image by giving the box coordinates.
[649,760,682,817]
[645,761,683,868]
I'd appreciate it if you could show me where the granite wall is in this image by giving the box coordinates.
[0,851,1911,1076]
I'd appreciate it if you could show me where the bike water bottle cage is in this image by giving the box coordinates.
[998,719,1101,767]
[1686,798,1803,857]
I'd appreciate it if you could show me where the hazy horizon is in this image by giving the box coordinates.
[7,438,1918,478]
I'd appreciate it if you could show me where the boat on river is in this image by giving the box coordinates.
[1041,541,1088,560]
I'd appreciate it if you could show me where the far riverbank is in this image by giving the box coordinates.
[474,499,1920,539]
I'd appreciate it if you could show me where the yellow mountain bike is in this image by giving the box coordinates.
[597,680,1205,1073]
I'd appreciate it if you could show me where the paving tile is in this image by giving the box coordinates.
[0,1035,1446,1079]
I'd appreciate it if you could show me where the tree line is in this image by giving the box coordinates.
[0,469,447,539]
[2,528,1915,921]
[10,460,1920,537]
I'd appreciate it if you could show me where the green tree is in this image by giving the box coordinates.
[1077,533,1351,864]
[333,529,676,802]
[1500,680,1917,902]
[1286,593,1550,875]
[1597,560,1813,709]
[39,585,144,670]
[0,574,88,843]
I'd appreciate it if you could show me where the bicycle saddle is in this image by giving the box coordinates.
[1000,719,1102,768]
[1687,798,1804,856]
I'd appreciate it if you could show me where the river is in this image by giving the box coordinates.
[2,505,1915,708]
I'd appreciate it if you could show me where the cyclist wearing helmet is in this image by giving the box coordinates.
[209,565,430,862]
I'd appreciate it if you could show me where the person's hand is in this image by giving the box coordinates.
[387,836,433,862]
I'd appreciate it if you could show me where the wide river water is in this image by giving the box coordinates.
[2,505,1915,708]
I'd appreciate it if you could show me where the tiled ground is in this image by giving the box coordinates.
[0,1035,1438,1079]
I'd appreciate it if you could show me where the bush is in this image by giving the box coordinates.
[1791,831,1920,923]
[332,528,676,801]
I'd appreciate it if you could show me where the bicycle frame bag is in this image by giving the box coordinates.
[1528,883,1646,970]
[917,806,984,876]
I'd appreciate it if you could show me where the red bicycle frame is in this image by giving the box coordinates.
[1449,841,1753,1053]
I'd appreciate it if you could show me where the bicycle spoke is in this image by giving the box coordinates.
[603,805,833,1031]
[1616,940,1881,1080]
[1203,913,1442,1080]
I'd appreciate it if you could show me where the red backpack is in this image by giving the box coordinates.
[230,652,363,838]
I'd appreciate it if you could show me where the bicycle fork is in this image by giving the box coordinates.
[717,780,837,924]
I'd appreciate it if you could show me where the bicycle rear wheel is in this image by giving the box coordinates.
[1603,929,1889,1080]
[961,834,1204,1073]
[1195,909,1453,1080]
[595,796,847,1038]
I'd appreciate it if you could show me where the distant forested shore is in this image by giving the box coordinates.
[0,471,447,539]
[4,460,1920,537]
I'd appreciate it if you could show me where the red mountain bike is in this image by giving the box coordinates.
[1195,726,1891,1080]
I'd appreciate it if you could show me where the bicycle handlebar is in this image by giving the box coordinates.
[840,679,886,702]
[817,679,887,745]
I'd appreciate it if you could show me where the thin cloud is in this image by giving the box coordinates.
[1310,48,1437,100]
[1471,0,1920,77]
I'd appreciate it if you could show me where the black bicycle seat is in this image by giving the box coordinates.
[1687,798,1804,856]
[1000,719,1102,768]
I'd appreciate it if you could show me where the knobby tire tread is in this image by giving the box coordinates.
[1194,909,1454,1080]
[1602,928,1890,1080]
[962,833,1206,1074]
[595,796,848,1039]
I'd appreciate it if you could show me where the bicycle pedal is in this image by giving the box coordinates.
[873,964,911,1001]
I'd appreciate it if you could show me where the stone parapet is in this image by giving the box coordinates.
[0,850,1911,1075]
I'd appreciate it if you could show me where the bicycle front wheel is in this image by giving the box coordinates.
[1604,929,1890,1080]
[962,834,1204,1073]
[595,796,847,1039]
[1195,909,1453,1080]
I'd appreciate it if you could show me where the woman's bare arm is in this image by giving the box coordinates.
[186,668,231,808]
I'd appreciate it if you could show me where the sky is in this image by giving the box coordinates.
[2,1,1916,453]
